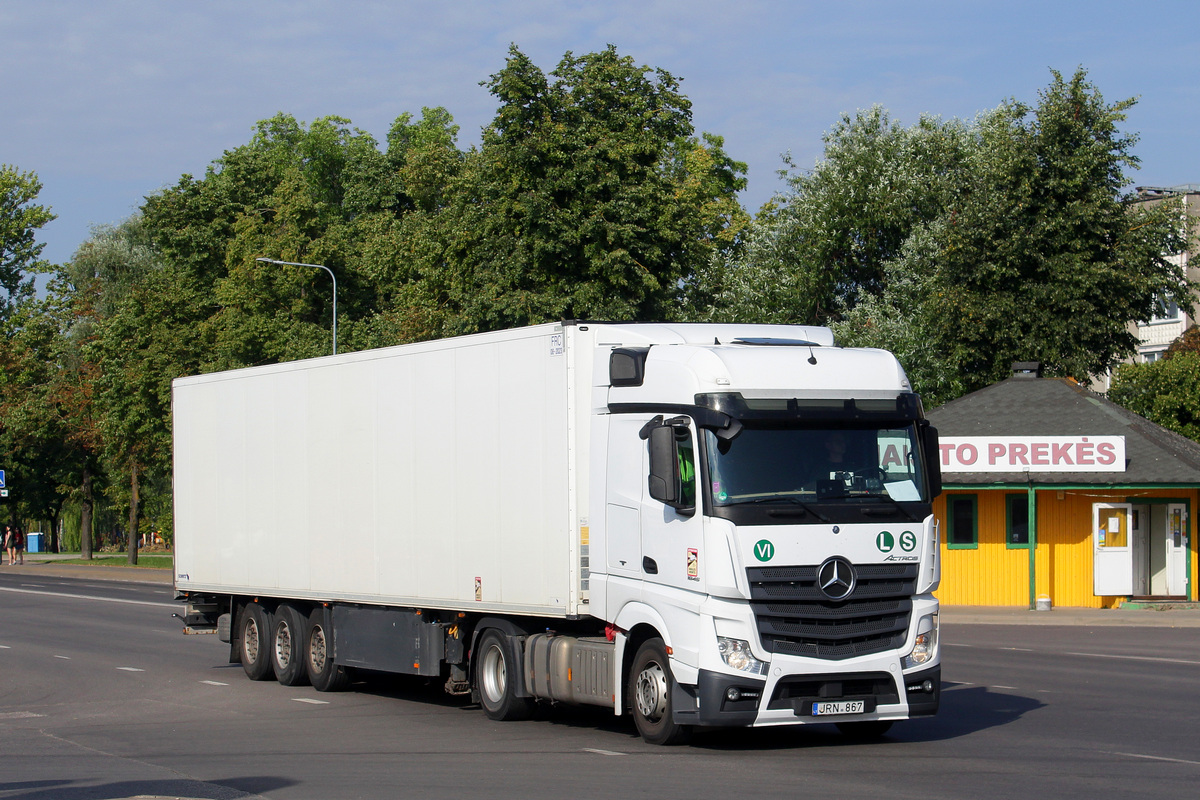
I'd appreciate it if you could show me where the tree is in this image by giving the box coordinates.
[732,69,1192,405]
[436,46,747,331]
[0,165,55,321]
[1109,353,1200,442]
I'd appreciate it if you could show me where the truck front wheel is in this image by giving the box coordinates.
[629,638,692,745]
[238,602,273,681]
[475,629,534,721]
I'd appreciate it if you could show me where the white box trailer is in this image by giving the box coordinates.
[174,321,943,744]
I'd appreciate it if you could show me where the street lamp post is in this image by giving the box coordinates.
[256,257,338,355]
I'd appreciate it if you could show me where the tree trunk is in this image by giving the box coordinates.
[81,465,93,560]
[127,464,139,566]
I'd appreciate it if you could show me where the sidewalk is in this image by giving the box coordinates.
[5,552,173,585]
[940,604,1200,627]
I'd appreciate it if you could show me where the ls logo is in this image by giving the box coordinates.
[754,539,775,562]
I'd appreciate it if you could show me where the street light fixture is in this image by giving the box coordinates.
[256,257,338,355]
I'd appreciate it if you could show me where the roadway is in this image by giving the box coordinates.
[1,566,1198,799]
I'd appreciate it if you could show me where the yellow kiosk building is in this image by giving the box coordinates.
[927,363,1199,608]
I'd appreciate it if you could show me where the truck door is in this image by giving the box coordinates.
[1093,502,1133,597]
[639,420,703,596]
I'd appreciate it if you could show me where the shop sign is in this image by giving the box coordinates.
[939,436,1125,473]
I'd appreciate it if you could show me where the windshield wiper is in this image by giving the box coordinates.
[860,491,919,521]
[726,495,829,521]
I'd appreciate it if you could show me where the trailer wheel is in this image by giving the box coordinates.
[629,638,692,745]
[305,608,349,692]
[238,602,273,681]
[836,720,893,740]
[270,604,309,686]
[475,629,534,721]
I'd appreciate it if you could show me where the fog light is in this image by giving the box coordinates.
[726,687,742,702]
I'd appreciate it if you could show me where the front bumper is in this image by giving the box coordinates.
[673,663,940,728]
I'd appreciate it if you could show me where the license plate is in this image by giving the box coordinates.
[812,700,865,716]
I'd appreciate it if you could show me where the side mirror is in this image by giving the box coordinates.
[923,424,942,499]
[647,425,680,504]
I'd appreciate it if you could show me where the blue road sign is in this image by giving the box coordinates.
[0,470,5,488]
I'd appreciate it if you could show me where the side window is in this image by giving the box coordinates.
[947,494,977,549]
[676,429,696,510]
[1006,493,1030,548]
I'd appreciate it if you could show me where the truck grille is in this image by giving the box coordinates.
[747,563,917,660]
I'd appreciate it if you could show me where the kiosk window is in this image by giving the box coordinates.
[947,495,977,549]
[1006,494,1030,548]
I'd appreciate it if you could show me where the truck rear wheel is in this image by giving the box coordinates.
[629,638,692,745]
[239,602,273,681]
[270,604,309,686]
[305,608,349,692]
[475,629,534,721]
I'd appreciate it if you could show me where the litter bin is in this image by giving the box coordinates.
[26,532,43,553]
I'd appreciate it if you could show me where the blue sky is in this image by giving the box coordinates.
[4,0,1198,267]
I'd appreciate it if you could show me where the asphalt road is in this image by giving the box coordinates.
[1,568,1199,800]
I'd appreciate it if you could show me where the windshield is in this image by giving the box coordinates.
[705,423,930,507]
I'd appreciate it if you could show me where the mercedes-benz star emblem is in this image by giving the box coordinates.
[817,556,856,601]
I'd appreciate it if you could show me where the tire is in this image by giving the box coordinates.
[628,638,692,745]
[238,602,273,681]
[475,629,534,721]
[836,720,894,740]
[305,608,349,692]
[270,604,309,686]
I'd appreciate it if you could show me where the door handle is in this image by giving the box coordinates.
[642,557,658,574]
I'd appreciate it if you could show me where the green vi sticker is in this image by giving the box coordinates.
[753,539,775,562]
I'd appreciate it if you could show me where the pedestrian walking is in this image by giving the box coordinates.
[13,526,23,565]
[4,525,14,565]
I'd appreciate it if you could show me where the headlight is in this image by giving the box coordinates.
[717,637,769,675]
[902,613,938,669]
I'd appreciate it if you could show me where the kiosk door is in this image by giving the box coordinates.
[1166,503,1188,597]
[1093,503,1133,597]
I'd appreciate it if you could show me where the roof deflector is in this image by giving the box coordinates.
[732,337,822,347]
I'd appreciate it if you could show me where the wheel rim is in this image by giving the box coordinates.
[309,625,328,673]
[480,643,506,705]
[244,616,260,663]
[274,620,293,668]
[634,660,669,722]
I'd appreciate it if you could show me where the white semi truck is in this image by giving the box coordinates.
[173,321,942,744]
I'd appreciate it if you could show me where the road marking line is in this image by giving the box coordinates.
[1065,651,1200,666]
[117,667,145,672]
[20,583,46,588]
[583,748,627,757]
[54,655,71,660]
[0,711,45,719]
[1108,751,1200,766]
[993,685,1017,690]
[292,698,329,705]
[0,645,9,649]
[999,647,1033,652]
[0,585,175,608]
[200,680,229,686]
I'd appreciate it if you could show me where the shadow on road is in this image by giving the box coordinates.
[0,775,292,799]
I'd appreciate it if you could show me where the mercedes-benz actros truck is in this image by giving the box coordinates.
[173,321,942,744]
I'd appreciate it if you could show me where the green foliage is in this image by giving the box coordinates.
[438,46,747,331]
[736,68,1192,404]
[0,165,55,320]
[1109,353,1200,441]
